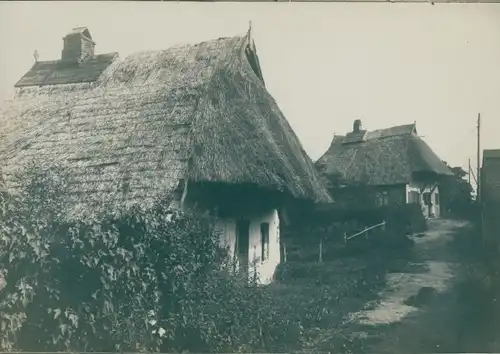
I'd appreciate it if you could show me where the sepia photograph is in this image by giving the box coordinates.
[0,1,500,352]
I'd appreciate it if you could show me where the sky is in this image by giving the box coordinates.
[1,1,500,177]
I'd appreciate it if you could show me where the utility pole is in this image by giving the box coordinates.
[477,113,481,202]
[468,158,471,186]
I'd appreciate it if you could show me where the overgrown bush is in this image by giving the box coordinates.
[439,163,474,219]
[275,260,367,285]
[0,167,243,351]
[1,167,355,353]
[283,202,424,263]
[381,203,428,235]
[0,167,280,352]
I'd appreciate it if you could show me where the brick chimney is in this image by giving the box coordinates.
[61,27,95,64]
[353,119,362,133]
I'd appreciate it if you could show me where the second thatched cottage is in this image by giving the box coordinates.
[316,120,451,218]
[0,27,332,284]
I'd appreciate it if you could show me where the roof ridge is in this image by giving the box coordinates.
[147,34,245,53]
[367,122,415,133]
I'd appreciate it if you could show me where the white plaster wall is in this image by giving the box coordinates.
[433,186,441,218]
[214,209,280,285]
[216,218,237,259]
[406,182,441,218]
[248,209,280,285]
[406,182,421,206]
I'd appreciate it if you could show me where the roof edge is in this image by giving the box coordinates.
[483,149,500,160]
[242,24,265,86]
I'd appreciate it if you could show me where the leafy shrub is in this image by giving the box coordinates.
[381,203,428,235]
[275,260,366,285]
[2,166,399,353]
[439,163,474,219]
[0,167,349,353]
[0,167,238,352]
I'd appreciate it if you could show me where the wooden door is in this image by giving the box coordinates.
[236,220,250,276]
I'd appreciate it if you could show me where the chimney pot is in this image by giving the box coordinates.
[353,119,362,133]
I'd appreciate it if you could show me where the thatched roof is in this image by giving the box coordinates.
[482,149,500,202]
[0,27,332,220]
[0,168,4,194]
[316,122,452,186]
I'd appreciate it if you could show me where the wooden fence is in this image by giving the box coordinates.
[344,220,387,242]
[282,220,387,263]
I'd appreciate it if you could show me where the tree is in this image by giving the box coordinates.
[440,162,474,217]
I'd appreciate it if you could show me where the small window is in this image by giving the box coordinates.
[382,191,389,205]
[376,191,389,206]
[260,222,270,262]
[434,193,440,205]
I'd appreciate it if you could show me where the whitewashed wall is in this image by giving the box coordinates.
[406,182,441,218]
[217,218,237,259]
[249,209,280,285]
[216,209,280,285]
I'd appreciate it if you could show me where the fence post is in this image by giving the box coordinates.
[319,237,323,263]
[382,220,386,232]
[283,241,287,263]
[344,232,347,245]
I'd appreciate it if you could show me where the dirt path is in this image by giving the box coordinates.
[340,218,500,353]
[346,219,465,327]
[305,218,500,353]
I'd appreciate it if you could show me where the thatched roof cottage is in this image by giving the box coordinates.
[481,149,500,250]
[0,27,332,284]
[316,120,452,218]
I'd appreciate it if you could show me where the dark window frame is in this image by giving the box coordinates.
[260,222,270,262]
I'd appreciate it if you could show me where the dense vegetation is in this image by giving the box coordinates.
[0,167,389,353]
[440,162,475,219]
[0,168,225,351]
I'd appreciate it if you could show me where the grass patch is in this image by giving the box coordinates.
[270,255,392,352]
